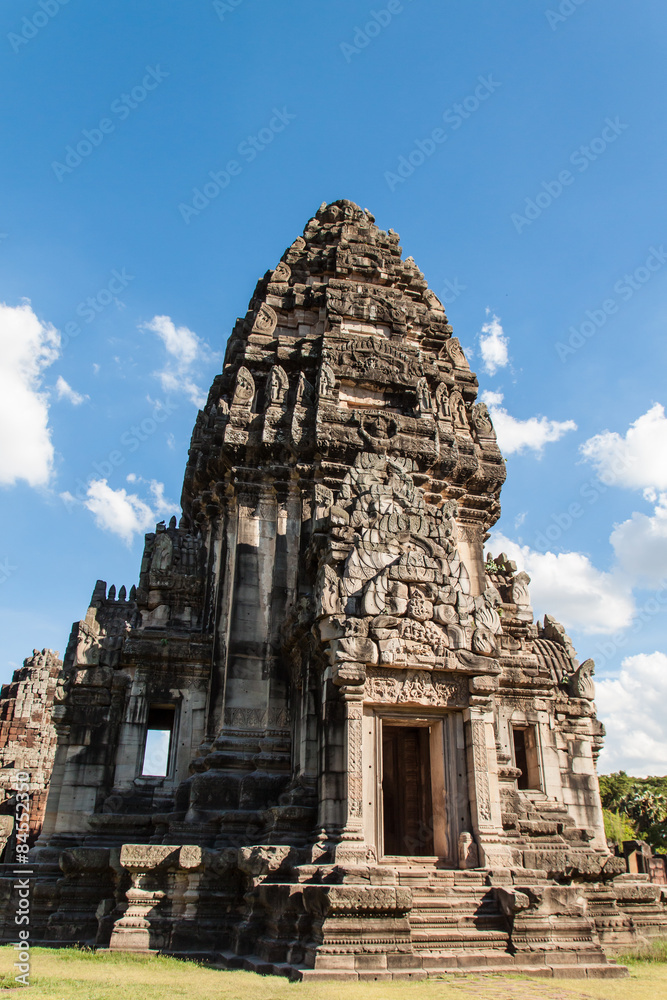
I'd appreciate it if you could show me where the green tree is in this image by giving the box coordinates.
[603,808,636,848]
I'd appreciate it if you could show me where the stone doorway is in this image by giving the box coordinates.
[382,723,434,855]
[363,709,471,866]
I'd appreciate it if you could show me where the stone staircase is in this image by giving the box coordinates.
[390,863,625,978]
[397,866,513,972]
[215,861,629,980]
[500,790,610,875]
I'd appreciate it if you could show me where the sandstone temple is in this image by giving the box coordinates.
[1,200,665,979]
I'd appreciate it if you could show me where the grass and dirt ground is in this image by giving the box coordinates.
[0,944,665,1000]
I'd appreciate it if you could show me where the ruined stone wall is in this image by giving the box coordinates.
[0,648,61,850]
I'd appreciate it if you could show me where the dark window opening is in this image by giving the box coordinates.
[141,704,175,777]
[512,725,541,791]
[382,724,434,855]
[513,727,529,789]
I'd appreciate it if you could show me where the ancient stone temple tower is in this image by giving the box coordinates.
[9,200,666,976]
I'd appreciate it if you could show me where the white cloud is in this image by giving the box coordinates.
[0,300,60,488]
[610,491,667,586]
[580,403,667,491]
[596,652,667,776]
[482,391,577,456]
[478,313,509,375]
[489,531,634,635]
[55,375,88,406]
[141,314,212,407]
[67,477,177,546]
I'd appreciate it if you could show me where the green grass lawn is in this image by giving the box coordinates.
[0,946,665,1000]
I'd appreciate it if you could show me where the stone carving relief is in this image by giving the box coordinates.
[446,337,468,369]
[262,365,290,445]
[313,452,502,676]
[223,706,290,730]
[318,363,336,399]
[364,668,467,707]
[472,402,493,435]
[511,571,531,608]
[231,366,255,411]
[329,337,418,384]
[151,533,173,574]
[75,623,101,667]
[359,413,398,450]
[224,366,255,444]
[271,261,291,283]
[285,235,306,263]
[458,831,479,869]
[471,718,493,824]
[347,701,363,818]
[435,382,451,420]
[252,302,278,337]
[267,365,289,406]
[570,658,595,701]
[291,372,315,447]
[450,391,467,428]
[416,377,433,416]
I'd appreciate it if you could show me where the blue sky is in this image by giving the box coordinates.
[1,0,667,775]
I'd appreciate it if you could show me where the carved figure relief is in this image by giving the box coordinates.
[359,413,398,448]
[75,625,101,667]
[267,365,289,406]
[416,377,433,416]
[450,391,467,428]
[318,363,335,399]
[435,382,451,419]
[271,261,291,283]
[364,668,466,707]
[231,367,255,410]
[151,533,173,573]
[251,302,278,337]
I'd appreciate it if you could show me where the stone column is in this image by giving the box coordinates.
[464,705,512,868]
[109,845,206,953]
[332,687,367,865]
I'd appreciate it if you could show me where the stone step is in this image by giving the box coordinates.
[294,964,628,981]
